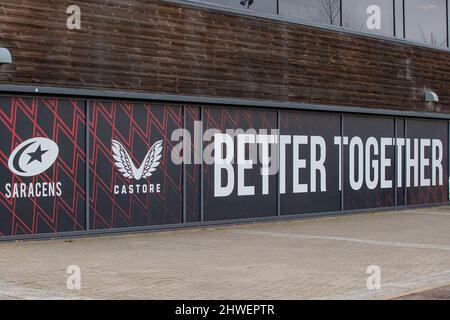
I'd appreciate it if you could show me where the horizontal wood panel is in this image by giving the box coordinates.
[0,0,449,113]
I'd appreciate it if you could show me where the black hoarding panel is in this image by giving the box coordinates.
[89,101,183,229]
[203,106,278,221]
[280,111,341,215]
[185,106,202,223]
[406,119,448,205]
[0,97,86,236]
[343,115,396,210]
[396,118,406,206]
[1,95,449,240]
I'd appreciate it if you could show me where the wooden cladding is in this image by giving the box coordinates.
[0,0,449,113]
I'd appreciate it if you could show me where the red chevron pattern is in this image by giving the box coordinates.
[89,101,183,229]
[0,97,447,238]
[0,97,86,236]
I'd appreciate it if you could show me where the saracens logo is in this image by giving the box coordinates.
[111,139,163,195]
[5,137,62,199]
[8,137,59,177]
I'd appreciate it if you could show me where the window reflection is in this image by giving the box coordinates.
[183,0,450,49]
[205,0,278,14]
[405,0,447,47]
[279,0,341,26]
[342,0,394,36]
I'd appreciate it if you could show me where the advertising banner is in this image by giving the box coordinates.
[205,110,449,217]
[280,111,341,215]
[203,106,278,221]
[0,97,87,236]
[343,115,396,210]
[184,105,202,223]
[405,119,448,205]
[0,96,448,238]
[89,101,183,229]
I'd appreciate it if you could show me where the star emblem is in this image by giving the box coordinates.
[27,144,48,165]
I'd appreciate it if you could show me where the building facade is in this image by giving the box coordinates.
[0,0,449,239]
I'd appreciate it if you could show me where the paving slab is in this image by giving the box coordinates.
[0,206,450,299]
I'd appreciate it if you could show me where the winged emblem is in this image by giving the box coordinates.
[111,139,163,180]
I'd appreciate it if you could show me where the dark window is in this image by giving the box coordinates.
[205,0,278,15]
[405,0,448,47]
[342,0,395,36]
[279,0,341,25]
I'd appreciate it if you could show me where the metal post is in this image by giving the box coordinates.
[394,117,398,206]
[404,118,407,206]
[85,100,91,231]
[200,107,204,223]
[393,0,396,37]
[277,110,281,216]
[340,114,345,212]
[402,0,406,39]
[448,121,450,202]
[182,105,187,224]
[446,0,449,47]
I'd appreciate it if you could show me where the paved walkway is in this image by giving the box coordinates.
[1,206,450,299]
[396,284,450,300]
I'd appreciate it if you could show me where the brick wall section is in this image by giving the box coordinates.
[0,0,449,113]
